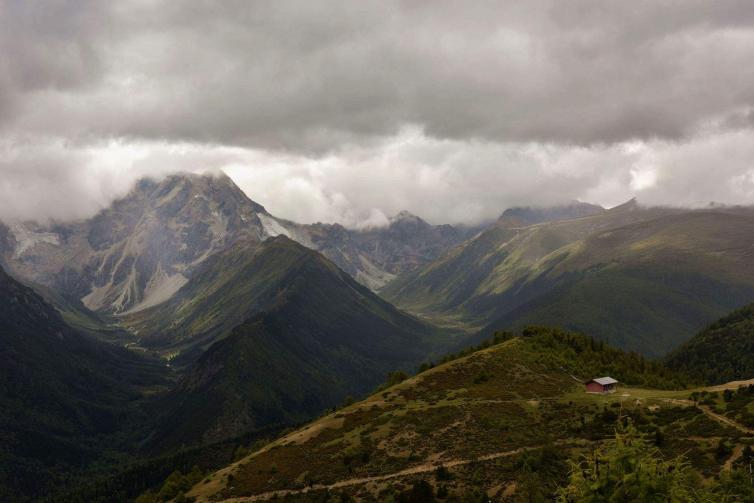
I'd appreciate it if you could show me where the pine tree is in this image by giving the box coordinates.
[556,420,712,502]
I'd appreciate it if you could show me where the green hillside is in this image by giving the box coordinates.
[382,200,669,326]
[144,237,445,452]
[665,303,754,384]
[120,236,313,361]
[123,236,451,365]
[177,326,754,503]
[483,212,754,356]
[385,206,754,356]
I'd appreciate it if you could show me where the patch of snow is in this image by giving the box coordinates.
[112,267,138,312]
[285,227,315,248]
[258,213,292,239]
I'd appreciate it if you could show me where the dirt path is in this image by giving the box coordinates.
[200,378,754,502]
[724,444,745,472]
[657,397,754,435]
[698,405,754,435]
[217,440,586,502]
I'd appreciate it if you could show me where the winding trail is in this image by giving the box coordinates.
[218,440,588,502]
[659,397,754,435]
[203,379,754,502]
[698,405,754,435]
[221,401,754,501]
[724,444,745,472]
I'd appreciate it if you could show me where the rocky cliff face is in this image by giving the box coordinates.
[291,211,475,289]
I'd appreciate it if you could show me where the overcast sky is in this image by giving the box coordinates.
[1,1,754,226]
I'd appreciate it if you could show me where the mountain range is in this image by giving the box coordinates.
[0,173,462,499]
[3,171,754,501]
[0,173,471,322]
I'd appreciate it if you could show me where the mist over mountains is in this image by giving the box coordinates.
[0,172,474,316]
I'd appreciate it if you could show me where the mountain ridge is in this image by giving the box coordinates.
[384,204,754,356]
[182,327,733,503]
[665,302,754,384]
[498,200,605,227]
[144,235,442,451]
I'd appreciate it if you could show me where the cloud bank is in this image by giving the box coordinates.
[1,1,753,225]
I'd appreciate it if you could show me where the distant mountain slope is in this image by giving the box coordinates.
[383,200,673,326]
[295,211,476,290]
[184,327,722,503]
[121,236,443,361]
[144,237,439,450]
[385,204,754,356]
[483,211,754,356]
[665,303,754,384]
[498,200,605,227]
[0,265,167,501]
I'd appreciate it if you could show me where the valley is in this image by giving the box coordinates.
[0,264,170,501]
[1,173,754,502]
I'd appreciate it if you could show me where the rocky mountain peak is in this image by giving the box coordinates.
[149,171,267,215]
[1,172,280,316]
[389,210,428,227]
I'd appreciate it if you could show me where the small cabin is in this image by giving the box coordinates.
[585,377,618,394]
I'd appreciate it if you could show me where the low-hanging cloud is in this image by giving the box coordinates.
[3,126,752,227]
[0,1,753,225]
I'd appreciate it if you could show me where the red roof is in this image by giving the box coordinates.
[585,377,618,385]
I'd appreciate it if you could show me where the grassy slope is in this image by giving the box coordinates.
[186,327,747,502]
[382,200,670,325]
[145,237,446,452]
[483,212,754,357]
[122,236,454,365]
[665,303,754,384]
[385,207,754,356]
[120,236,303,360]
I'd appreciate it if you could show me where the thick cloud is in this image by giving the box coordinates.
[0,1,753,224]
[3,1,754,147]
